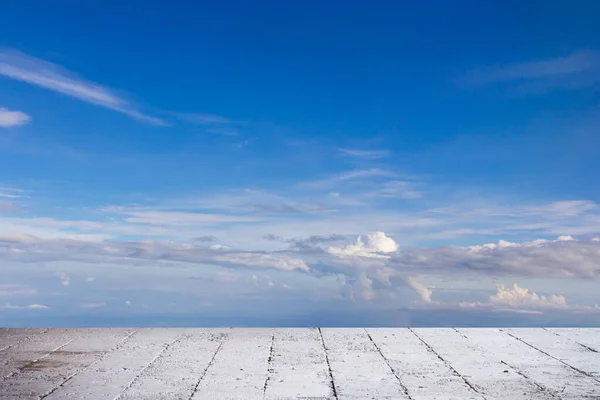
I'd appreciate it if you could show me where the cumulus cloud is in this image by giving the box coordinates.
[408,283,598,315]
[336,273,376,301]
[392,236,600,279]
[310,234,600,305]
[489,283,567,309]
[328,232,399,258]
[406,277,433,303]
[0,49,166,125]
[0,107,30,127]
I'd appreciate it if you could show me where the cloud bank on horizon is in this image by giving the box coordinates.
[1,1,600,326]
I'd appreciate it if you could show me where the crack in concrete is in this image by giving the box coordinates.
[452,327,470,340]
[364,329,413,400]
[499,360,560,399]
[408,328,485,399]
[502,330,600,384]
[187,339,225,400]
[318,328,339,400]
[578,343,600,353]
[114,333,182,400]
[262,331,276,399]
[544,328,600,353]
[39,329,139,400]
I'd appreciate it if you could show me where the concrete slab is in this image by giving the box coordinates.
[1,328,599,399]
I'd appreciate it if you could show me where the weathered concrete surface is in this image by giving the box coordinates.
[1,328,599,399]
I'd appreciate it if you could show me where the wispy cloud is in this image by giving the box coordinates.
[1,234,310,273]
[300,168,398,190]
[0,187,22,199]
[463,50,600,96]
[466,50,600,86]
[0,303,49,310]
[81,302,106,309]
[116,210,260,225]
[173,112,241,135]
[338,168,396,180]
[0,107,30,127]
[338,148,390,159]
[366,181,421,199]
[0,49,167,125]
[0,284,37,297]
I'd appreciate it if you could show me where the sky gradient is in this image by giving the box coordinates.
[1,0,600,327]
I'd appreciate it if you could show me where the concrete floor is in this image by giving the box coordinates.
[1,328,599,399]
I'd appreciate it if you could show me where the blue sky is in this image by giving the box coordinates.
[1,0,600,327]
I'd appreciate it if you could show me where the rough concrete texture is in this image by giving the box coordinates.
[1,328,599,399]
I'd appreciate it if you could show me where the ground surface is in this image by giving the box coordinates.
[1,328,599,399]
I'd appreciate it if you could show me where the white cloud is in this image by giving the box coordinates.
[0,49,166,125]
[0,187,21,199]
[411,284,599,315]
[338,168,396,181]
[367,181,421,199]
[524,200,597,216]
[0,303,49,310]
[56,271,70,286]
[0,234,310,273]
[0,107,30,127]
[338,148,390,159]
[355,274,375,301]
[556,235,575,241]
[328,232,399,259]
[0,284,37,297]
[489,283,567,309]
[81,302,106,308]
[389,237,600,279]
[173,113,240,136]
[125,300,132,306]
[26,304,50,309]
[407,277,433,303]
[298,168,398,190]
